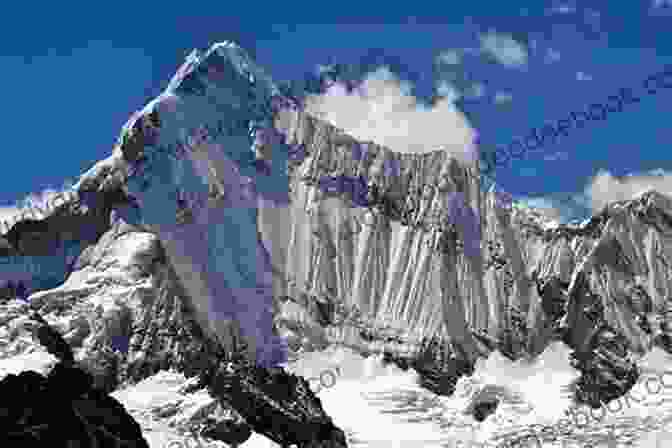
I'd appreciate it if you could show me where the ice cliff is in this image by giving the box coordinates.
[0,41,671,413]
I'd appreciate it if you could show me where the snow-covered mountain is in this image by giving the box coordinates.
[2,41,672,447]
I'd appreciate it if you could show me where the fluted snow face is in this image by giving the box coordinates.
[12,40,671,368]
[273,106,490,359]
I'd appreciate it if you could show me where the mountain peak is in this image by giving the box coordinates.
[165,40,279,101]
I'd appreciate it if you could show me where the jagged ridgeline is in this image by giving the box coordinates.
[2,42,672,417]
[112,41,490,370]
[0,189,110,301]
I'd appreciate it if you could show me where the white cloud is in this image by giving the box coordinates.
[648,168,668,176]
[544,48,561,64]
[436,80,462,102]
[478,31,528,69]
[494,92,513,104]
[519,192,590,224]
[543,151,569,161]
[518,196,566,221]
[467,83,486,99]
[585,8,601,19]
[437,50,462,65]
[546,3,576,15]
[582,9,604,35]
[518,167,538,177]
[0,179,76,228]
[304,67,477,164]
[555,6,576,14]
[18,188,63,211]
[576,71,593,81]
[650,1,672,15]
[316,63,333,73]
[584,169,672,212]
[569,192,591,209]
[0,206,20,224]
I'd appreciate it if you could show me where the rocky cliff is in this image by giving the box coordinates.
[1,312,151,447]
[1,41,671,425]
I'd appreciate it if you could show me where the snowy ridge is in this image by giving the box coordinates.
[0,40,672,447]
[3,41,672,370]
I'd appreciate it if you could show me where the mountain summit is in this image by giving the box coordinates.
[1,42,672,445]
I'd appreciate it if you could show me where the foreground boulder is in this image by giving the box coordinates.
[3,311,347,447]
[408,336,475,397]
[471,399,499,422]
[564,323,640,408]
[463,384,506,423]
[0,314,149,447]
[198,348,348,448]
[561,270,641,407]
[199,414,253,447]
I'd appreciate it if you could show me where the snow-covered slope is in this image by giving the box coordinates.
[2,40,672,447]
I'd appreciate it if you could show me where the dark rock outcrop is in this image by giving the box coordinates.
[197,348,347,448]
[471,399,500,422]
[463,384,504,422]
[199,414,253,447]
[3,307,346,448]
[408,336,475,397]
[1,40,672,432]
[560,269,641,406]
[0,314,149,448]
[563,322,640,408]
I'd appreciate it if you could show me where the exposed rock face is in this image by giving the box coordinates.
[1,40,672,432]
[463,384,508,423]
[0,189,113,298]
[199,356,347,448]
[470,398,500,422]
[0,315,149,448]
[0,210,223,390]
[0,190,345,446]
[273,106,484,366]
[199,415,253,447]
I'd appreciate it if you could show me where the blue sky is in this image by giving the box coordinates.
[2,1,672,223]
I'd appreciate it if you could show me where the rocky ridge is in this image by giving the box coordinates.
[0,41,670,444]
[0,312,150,447]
